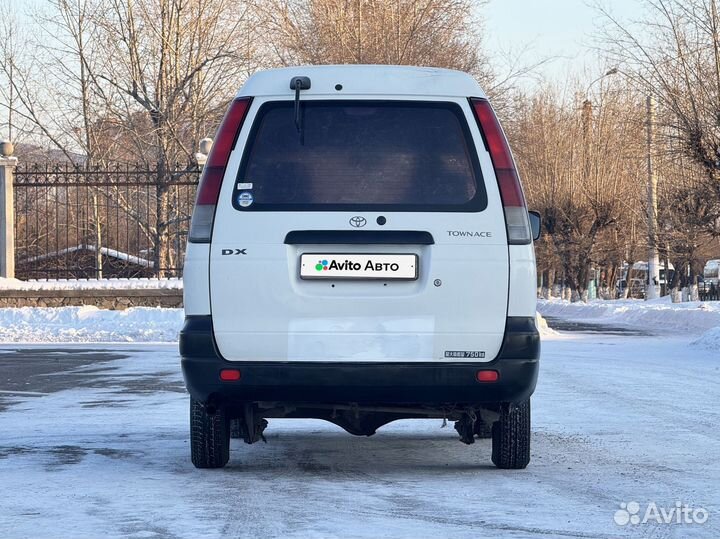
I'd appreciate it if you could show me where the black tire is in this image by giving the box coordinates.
[190,398,230,469]
[473,417,493,439]
[491,399,531,469]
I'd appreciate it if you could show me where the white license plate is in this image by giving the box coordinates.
[300,253,418,280]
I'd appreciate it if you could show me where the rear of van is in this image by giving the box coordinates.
[181,65,539,469]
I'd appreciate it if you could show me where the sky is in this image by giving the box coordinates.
[484,0,645,85]
[7,0,645,83]
[2,0,650,142]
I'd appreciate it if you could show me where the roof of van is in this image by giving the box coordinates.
[237,65,486,99]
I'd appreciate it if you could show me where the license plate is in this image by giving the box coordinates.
[300,253,418,280]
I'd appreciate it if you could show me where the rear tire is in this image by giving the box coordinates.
[491,399,530,469]
[190,398,230,469]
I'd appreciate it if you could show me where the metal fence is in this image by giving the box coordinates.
[13,163,199,279]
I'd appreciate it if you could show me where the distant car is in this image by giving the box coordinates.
[180,65,541,470]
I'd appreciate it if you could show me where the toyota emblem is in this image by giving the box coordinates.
[349,216,367,228]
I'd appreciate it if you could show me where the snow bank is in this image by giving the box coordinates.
[691,326,720,350]
[535,312,557,337]
[0,277,182,290]
[0,305,561,345]
[0,306,183,343]
[538,297,720,334]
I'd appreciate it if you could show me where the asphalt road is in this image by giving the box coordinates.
[0,323,718,539]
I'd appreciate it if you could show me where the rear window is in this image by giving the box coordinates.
[232,100,487,211]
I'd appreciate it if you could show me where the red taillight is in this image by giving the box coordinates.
[195,167,225,206]
[476,370,499,383]
[493,169,525,208]
[470,98,531,244]
[219,369,241,381]
[189,97,252,242]
[470,98,525,207]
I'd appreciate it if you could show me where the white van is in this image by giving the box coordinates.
[704,259,720,286]
[622,261,675,298]
[180,65,541,470]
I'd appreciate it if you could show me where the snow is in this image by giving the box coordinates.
[0,301,703,345]
[692,326,720,350]
[538,296,720,334]
[0,307,558,345]
[0,306,183,343]
[535,312,557,337]
[0,330,718,538]
[0,277,182,290]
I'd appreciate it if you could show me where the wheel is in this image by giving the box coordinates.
[190,398,230,468]
[491,399,530,469]
[473,417,493,439]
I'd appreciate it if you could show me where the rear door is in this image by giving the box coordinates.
[210,97,509,362]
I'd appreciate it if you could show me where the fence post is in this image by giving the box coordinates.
[0,141,17,279]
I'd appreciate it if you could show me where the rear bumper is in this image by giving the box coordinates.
[180,316,539,406]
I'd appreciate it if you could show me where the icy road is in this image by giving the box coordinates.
[0,323,718,539]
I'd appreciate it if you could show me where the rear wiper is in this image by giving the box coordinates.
[290,76,311,141]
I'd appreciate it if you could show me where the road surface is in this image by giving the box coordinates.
[0,322,718,538]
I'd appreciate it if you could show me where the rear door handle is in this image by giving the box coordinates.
[284,230,434,245]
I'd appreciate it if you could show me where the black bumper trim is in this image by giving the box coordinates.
[179,315,540,406]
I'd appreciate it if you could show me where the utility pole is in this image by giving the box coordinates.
[581,99,593,195]
[646,95,660,300]
[8,60,13,142]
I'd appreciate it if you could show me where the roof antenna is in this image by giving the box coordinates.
[290,76,311,138]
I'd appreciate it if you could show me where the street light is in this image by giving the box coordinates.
[583,68,661,300]
[584,67,618,99]
[570,67,617,300]
[581,69,619,300]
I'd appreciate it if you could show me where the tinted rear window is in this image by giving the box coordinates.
[233,100,486,211]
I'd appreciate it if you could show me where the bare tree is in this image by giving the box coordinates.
[2,0,261,276]
[262,0,485,71]
[657,150,716,291]
[598,0,720,235]
[511,82,645,301]
[87,0,261,274]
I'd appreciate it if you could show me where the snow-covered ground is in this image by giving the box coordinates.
[0,308,555,344]
[538,296,720,333]
[0,321,718,538]
[539,297,720,349]
[0,306,183,343]
[0,297,716,346]
[0,277,182,290]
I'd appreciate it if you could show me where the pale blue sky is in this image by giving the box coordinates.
[8,0,646,84]
[2,0,649,143]
[8,0,643,78]
[484,0,645,83]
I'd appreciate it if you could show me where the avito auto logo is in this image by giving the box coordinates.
[315,258,400,272]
